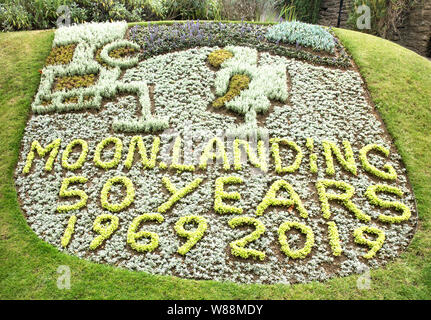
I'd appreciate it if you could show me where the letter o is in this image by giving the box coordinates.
[62,139,88,170]
[94,137,122,169]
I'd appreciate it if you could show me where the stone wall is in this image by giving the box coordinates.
[319,0,353,28]
[394,0,431,57]
[318,0,431,57]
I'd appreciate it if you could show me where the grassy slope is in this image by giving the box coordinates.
[0,27,430,300]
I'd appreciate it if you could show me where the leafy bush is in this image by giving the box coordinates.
[73,0,158,22]
[220,0,279,21]
[68,3,88,24]
[161,0,222,20]
[0,2,32,31]
[0,0,324,31]
[266,20,335,53]
[0,0,71,31]
[211,0,318,23]
[0,0,160,31]
[276,0,322,24]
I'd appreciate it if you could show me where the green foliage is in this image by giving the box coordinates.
[276,0,321,23]
[0,0,321,31]
[0,0,223,31]
[72,0,161,22]
[68,2,88,24]
[161,0,222,20]
[0,2,32,31]
[0,0,67,31]
[218,0,301,23]
[278,4,296,22]
[0,0,159,31]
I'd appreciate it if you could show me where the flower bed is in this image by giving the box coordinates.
[14,21,417,285]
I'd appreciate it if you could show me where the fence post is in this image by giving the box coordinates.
[337,0,344,27]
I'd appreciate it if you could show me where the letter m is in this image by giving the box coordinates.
[23,138,61,174]
[237,305,247,315]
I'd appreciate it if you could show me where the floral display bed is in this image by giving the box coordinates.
[14,21,417,285]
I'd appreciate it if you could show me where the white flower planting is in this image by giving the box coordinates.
[213,46,289,138]
[15,22,417,285]
[32,22,168,133]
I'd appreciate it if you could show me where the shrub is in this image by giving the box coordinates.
[68,2,88,24]
[276,0,322,23]
[161,0,221,20]
[0,0,326,31]
[0,2,32,31]
[220,0,279,21]
[0,0,69,31]
[266,20,335,53]
[0,0,160,31]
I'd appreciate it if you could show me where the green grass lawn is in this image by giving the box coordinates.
[0,26,430,299]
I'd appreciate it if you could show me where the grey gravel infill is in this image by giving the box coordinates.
[15,47,417,285]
